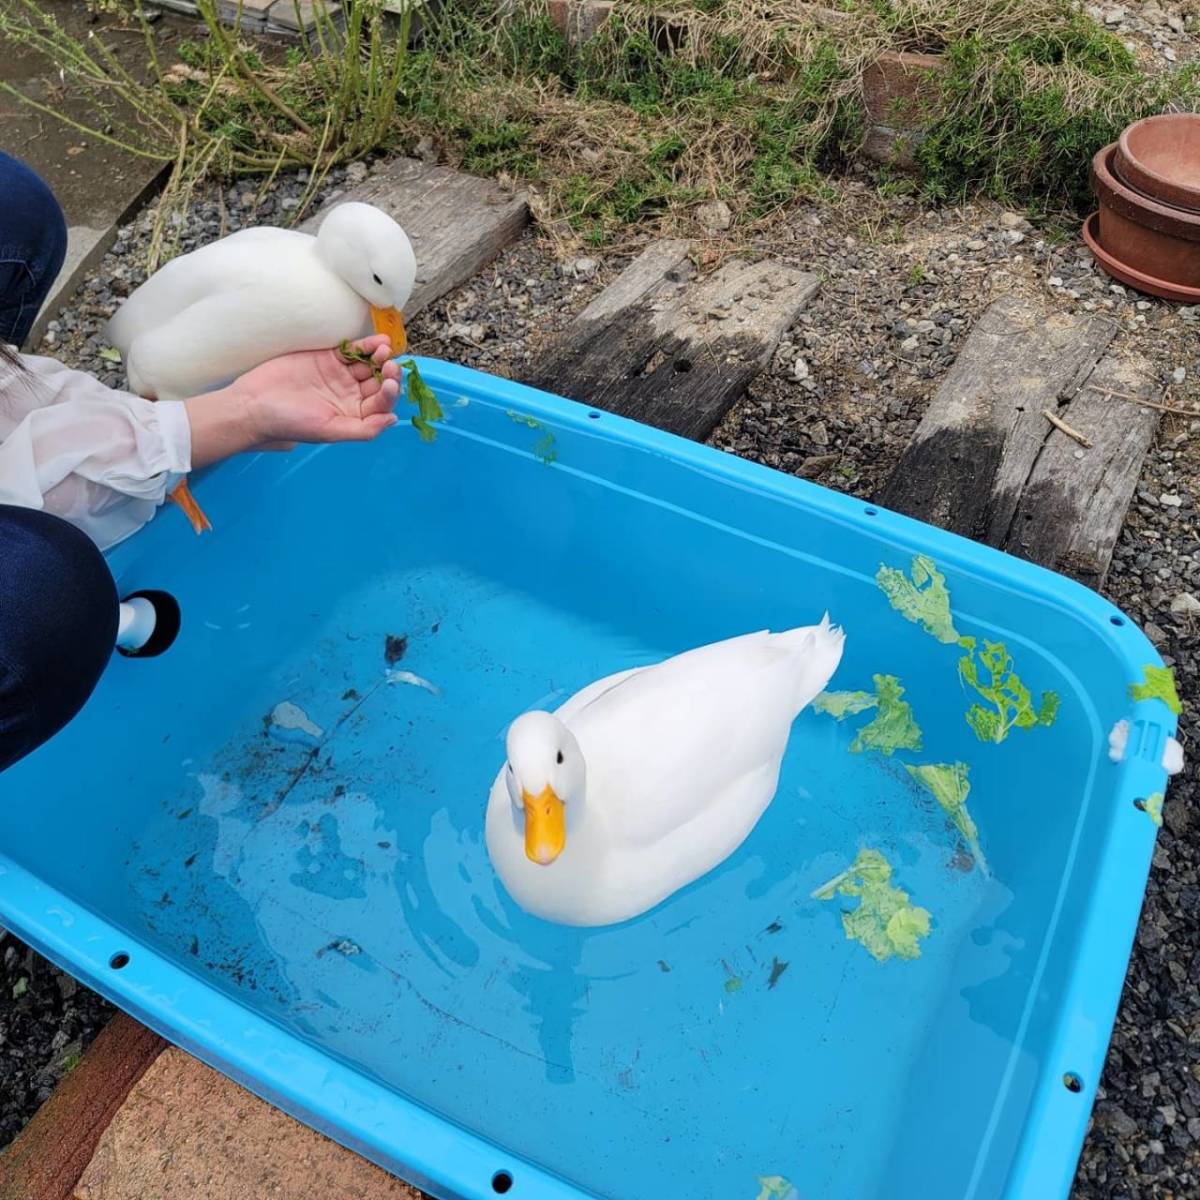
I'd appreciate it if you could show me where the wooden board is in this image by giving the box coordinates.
[300,158,529,320]
[0,1014,165,1200]
[878,295,1158,587]
[520,240,821,440]
[70,1048,425,1200]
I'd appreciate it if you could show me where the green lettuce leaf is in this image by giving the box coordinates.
[814,690,877,718]
[876,554,967,646]
[905,762,988,873]
[1145,793,1164,828]
[400,359,444,443]
[507,410,558,465]
[811,848,932,963]
[959,640,1059,743]
[850,675,922,756]
[1130,665,1183,716]
[815,677,922,755]
[756,1178,799,1200]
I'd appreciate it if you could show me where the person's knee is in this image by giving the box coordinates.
[0,152,68,346]
[0,506,117,771]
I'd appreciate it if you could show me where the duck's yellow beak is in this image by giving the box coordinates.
[523,785,565,866]
[370,305,407,354]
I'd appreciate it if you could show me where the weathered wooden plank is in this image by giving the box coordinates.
[1000,351,1160,589]
[300,158,529,319]
[521,243,820,440]
[877,295,1117,542]
[878,294,1159,588]
[0,1013,166,1200]
[71,1047,425,1200]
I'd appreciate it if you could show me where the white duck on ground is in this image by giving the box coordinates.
[485,617,845,927]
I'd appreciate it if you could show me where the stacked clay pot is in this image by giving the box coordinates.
[1085,114,1200,302]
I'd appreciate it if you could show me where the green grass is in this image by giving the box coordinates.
[5,0,1200,246]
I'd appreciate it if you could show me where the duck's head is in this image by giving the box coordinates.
[504,712,586,867]
[316,201,416,350]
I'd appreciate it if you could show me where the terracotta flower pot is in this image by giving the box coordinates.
[1090,142,1200,294]
[1115,113,1200,213]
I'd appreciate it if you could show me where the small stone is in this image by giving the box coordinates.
[569,257,598,279]
[1163,45,1178,60]
[900,335,919,353]
[1171,592,1200,616]
[793,357,810,381]
[809,421,830,447]
[697,199,733,232]
[999,210,1030,230]
[1048,275,1064,288]
[1161,493,1183,507]
[345,160,368,183]
[1104,6,1125,22]
[1169,13,1186,33]
[966,238,986,251]
[239,191,255,208]
[1180,305,1200,321]
[1137,300,1153,311]
[1173,366,1187,384]
[1145,621,1169,647]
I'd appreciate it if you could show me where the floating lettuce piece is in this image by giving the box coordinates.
[1144,793,1164,828]
[851,675,922,755]
[1130,665,1183,716]
[906,762,988,874]
[814,690,877,718]
[811,848,931,963]
[816,676,921,754]
[958,640,1059,743]
[399,359,444,443]
[756,1178,800,1200]
[724,976,743,994]
[507,410,558,465]
[876,554,966,646]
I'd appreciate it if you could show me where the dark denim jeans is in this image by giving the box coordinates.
[0,149,67,348]
[1,154,116,773]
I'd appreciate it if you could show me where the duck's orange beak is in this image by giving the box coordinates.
[370,306,407,354]
[523,785,565,865]
[170,478,212,535]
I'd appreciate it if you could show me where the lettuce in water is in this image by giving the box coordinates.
[756,1178,800,1200]
[815,675,922,756]
[876,555,967,646]
[958,640,1059,743]
[812,848,931,962]
[905,762,988,874]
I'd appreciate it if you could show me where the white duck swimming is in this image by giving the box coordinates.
[485,619,845,927]
[108,201,415,402]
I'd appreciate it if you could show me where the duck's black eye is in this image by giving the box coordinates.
[372,273,382,286]
[556,751,564,765]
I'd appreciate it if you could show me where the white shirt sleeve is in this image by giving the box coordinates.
[0,352,193,551]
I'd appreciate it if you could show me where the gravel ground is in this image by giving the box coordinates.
[3,155,1199,1196]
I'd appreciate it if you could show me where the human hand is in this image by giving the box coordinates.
[235,334,401,446]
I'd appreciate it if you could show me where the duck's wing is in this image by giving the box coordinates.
[106,228,313,357]
[568,632,812,847]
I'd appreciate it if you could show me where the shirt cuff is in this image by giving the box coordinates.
[155,399,194,474]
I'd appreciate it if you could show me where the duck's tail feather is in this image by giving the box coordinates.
[776,613,845,714]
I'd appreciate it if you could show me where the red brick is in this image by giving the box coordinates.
[862,49,947,130]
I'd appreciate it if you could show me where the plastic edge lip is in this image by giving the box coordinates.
[0,856,594,1200]
[76,355,1167,1199]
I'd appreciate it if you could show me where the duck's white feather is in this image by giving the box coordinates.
[108,229,367,401]
[486,618,844,926]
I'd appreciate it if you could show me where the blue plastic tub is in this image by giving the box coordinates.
[0,358,1174,1200]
